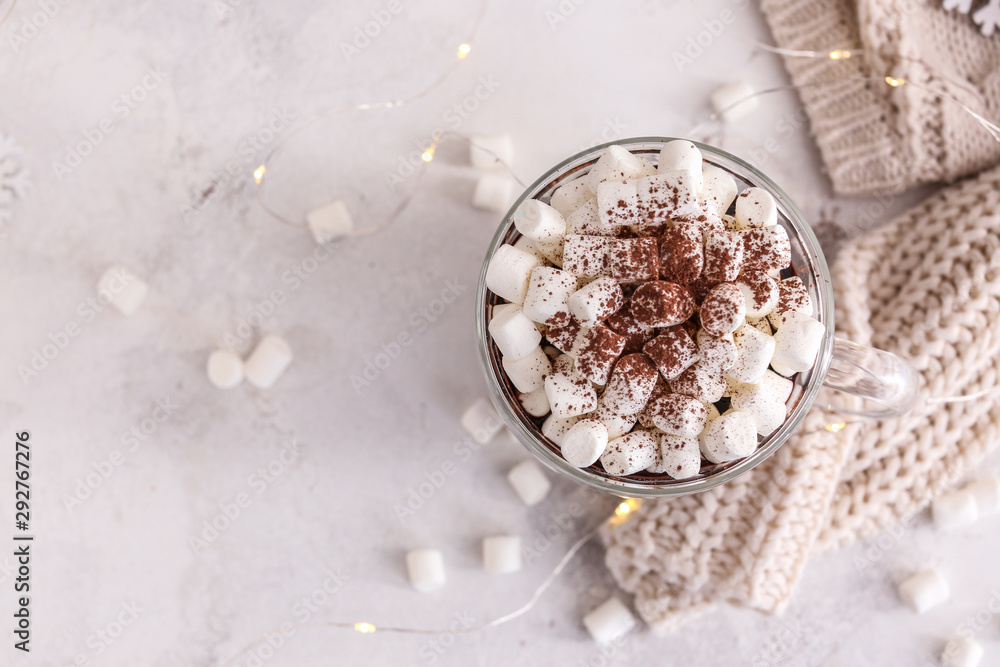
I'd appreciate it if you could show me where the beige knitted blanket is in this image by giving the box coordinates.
[760,0,1000,195]
[602,163,1000,633]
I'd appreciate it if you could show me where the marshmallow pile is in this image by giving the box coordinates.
[485,142,826,480]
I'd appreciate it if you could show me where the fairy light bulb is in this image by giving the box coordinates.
[828,49,852,60]
[885,76,906,87]
[354,622,377,634]
[826,421,847,433]
[457,43,471,59]
[253,164,266,183]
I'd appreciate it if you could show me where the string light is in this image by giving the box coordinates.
[828,49,852,60]
[826,421,847,432]
[885,76,905,87]
[354,622,377,634]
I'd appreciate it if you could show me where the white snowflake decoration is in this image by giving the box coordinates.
[943,0,1000,37]
[0,134,31,207]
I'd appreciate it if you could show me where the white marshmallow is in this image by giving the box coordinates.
[582,596,637,644]
[729,371,791,436]
[658,434,702,479]
[406,549,446,592]
[601,430,658,476]
[523,266,579,324]
[461,398,502,445]
[542,414,581,445]
[670,361,727,403]
[568,276,625,327]
[699,411,757,464]
[711,80,759,123]
[637,171,702,223]
[553,353,576,375]
[513,234,547,261]
[507,460,551,505]
[700,163,738,217]
[585,145,649,193]
[649,393,708,438]
[595,400,637,439]
[932,489,979,530]
[735,187,778,229]
[566,199,614,236]
[561,419,610,467]
[768,276,814,327]
[705,402,721,422]
[470,133,514,170]
[244,335,293,389]
[502,346,551,393]
[898,569,949,613]
[306,200,354,244]
[657,140,704,192]
[771,311,826,374]
[490,304,543,361]
[519,387,551,417]
[513,199,566,244]
[703,231,744,283]
[746,316,773,335]
[207,350,244,389]
[544,371,598,418]
[965,477,1000,515]
[634,156,658,178]
[941,637,984,667]
[98,265,149,315]
[735,271,780,317]
[727,325,776,385]
[535,237,565,266]
[603,354,660,415]
[485,244,544,304]
[473,172,516,212]
[597,180,641,228]
[549,175,594,218]
[700,283,747,337]
[482,535,522,574]
[562,235,612,279]
[697,329,737,371]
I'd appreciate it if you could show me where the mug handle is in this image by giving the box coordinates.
[821,338,920,419]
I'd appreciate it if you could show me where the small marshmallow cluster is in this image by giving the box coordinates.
[485,142,825,480]
[470,134,517,213]
[206,335,293,390]
[931,477,1000,530]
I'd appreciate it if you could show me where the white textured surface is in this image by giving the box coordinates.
[0,0,996,665]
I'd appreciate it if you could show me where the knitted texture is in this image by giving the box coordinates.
[758,0,1000,195]
[601,163,1000,634]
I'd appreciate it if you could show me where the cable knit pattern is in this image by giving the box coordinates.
[602,163,1000,633]
[759,0,1000,195]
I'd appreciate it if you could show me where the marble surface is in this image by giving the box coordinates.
[1,0,998,665]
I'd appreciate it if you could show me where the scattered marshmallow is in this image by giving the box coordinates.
[772,310,826,375]
[567,199,614,236]
[595,400,638,439]
[965,477,1000,515]
[519,387,550,417]
[597,180,641,228]
[561,419,610,467]
[244,335,293,389]
[98,265,149,315]
[489,304,543,361]
[562,235,612,279]
[703,232,744,283]
[582,596,637,644]
[544,371,598,418]
[728,324,776,385]
[700,283,747,337]
[482,535,522,574]
[700,163,738,217]
[513,199,566,244]
[941,637,984,667]
[542,414,581,445]
[507,460,551,505]
[711,80,759,123]
[470,133,514,170]
[406,549,446,592]
[502,346,552,393]
[473,172,516,212]
[461,398,502,445]
[549,175,594,218]
[735,271,779,317]
[735,187,777,229]
[657,140,704,192]
[523,267,579,325]
[729,371,791,436]
[658,434,702,479]
[601,430,658,475]
[569,276,625,327]
[648,392,708,437]
[207,350,244,389]
[485,244,544,304]
[585,145,650,193]
[306,200,354,244]
[699,410,758,464]
[670,361,727,403]
[932,489,979,531]
[643,326,700,380]
[898,569,950,613]
[602,353,659,415]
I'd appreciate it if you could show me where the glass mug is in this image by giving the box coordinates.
[476,137,918,497]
